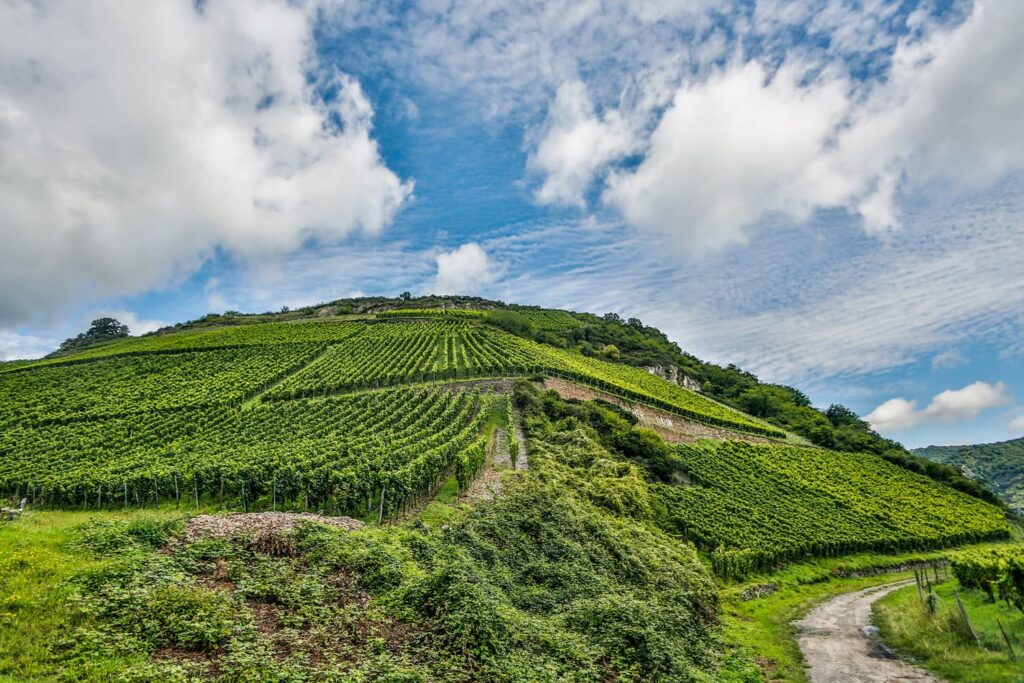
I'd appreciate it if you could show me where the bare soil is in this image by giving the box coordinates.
[183,512,364,553]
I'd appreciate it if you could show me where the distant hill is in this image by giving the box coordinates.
[914,437,1024,513]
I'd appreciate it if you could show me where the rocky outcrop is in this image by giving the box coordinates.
[643,364,703,392]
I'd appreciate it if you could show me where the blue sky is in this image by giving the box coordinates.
[1,0,1023,448]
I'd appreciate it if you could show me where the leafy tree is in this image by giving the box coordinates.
[56,318,130,354]
[601,344,621,360]
[825,404,869,429]
[85,318,130,338]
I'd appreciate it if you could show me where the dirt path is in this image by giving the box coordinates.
[794,581,941,683]
[461,428,511,503]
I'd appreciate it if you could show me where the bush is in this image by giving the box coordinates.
[74,516,182,554]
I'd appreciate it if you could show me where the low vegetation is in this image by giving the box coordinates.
[660,441,1010,579]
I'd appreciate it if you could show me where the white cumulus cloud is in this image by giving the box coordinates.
[0,330,56,361]
[0,0,410,327]
[1010,414,1024,434]
[530,81,637,207]
[432,243,499,295]
[590,0,1024,250]
[604,61,851,251]
[865,381,1011,432]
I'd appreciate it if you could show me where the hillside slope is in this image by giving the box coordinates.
[0,309,1016,681]
[65,294,992,504]
[914,437,1024,513]
[0,315,784,510]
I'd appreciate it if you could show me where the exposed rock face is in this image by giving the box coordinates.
[644,364,703,392]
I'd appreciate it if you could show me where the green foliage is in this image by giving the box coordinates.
[243,319,780,435]
[74,516,182,554]
[659,441,1010,578]
[1,386,493,515]
[60,477,723,681]
[16,319,362,368]
[514,383,1008,579]
[914,437,1024,512]
[949,545,1024,609]
[55,318,131,355]
[0,343,327,427]
[505,395,520,466]
[454,436,487,493]
[874,577,1024,683]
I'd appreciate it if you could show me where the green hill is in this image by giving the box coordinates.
[0,300,1016,682]
[914,437,1024,513]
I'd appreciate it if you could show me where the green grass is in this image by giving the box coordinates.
[874,579,1024,683]
[0,509,184,682]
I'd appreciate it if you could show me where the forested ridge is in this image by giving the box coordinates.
[915,437,1024,513]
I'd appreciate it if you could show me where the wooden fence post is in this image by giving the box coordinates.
[996,618,1017,660]
[953,590,981,647]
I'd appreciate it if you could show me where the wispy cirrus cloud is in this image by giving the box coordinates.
[484,174,1024,389]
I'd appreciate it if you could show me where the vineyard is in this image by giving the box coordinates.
[2,316,779,436]
[0,344,328,428]
[949,545,1024,609]
[658,441,1011,578]
[258,319,781,435]
[1,319,362,368]
[376,306,583,331]
[0,386,494,515]
[0,313,798,523]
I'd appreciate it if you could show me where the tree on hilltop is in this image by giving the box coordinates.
[55,317,130,354]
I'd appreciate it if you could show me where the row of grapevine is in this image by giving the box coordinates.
[375,307,583,331]
[950,545,1024,609]
[5,314,780,436]
[259,320,780,436]
[0,386,495,516]
[376,309,487,321]
[658,441,1010,579]
[0,344,328,429]
[4,320,362,371]
[505,395,520,467]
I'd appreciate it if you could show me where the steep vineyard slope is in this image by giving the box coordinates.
[511,382,1010,579]
[660,441,1009,578]
[0,315,781,511]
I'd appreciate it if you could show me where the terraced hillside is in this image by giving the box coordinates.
[0,310,1011,550]
[659,441,1009,578]
[513,383,1011,580]
[0,314,783,510]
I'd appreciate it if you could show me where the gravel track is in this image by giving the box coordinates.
[794,580,942,683]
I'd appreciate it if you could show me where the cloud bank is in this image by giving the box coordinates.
[0,0,410,327]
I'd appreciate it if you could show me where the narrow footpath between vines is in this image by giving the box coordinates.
[794,580,942,683]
